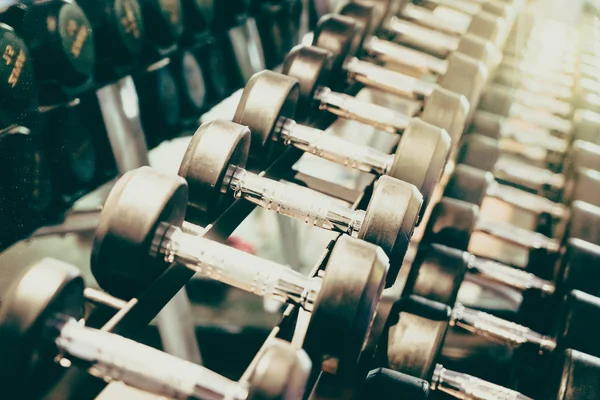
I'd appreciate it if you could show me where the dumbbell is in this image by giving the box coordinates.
[235,69,448,218]
[336,2,488,115]
[178,120,422,285]
[457,134,600,202]
[137,0,183,58]
[76,0,145,79]
[311,14,469,145]
[1,0,95,103]
[422,197,600,280]
[92,166,388,377]
[381,293,600,399]
[0,258,310,399]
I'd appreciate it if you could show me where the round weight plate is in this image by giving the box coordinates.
[421,87,469,149]
[0,24,37,113]
[456,134,501,172]
[456,34,500,70]
[411,244,469,306]
[387,297,451,380]
[312,14,357,89]
[92,167,188,299]
[470,110,504,140]
[444,164,494,206]
[0,259,84,390]
[467,11,504,47]
[359,176,422,286]
[174,51,207,116]
[247,339,311,400]
[179,120,250,220]
[389,118,450,221]
[304,236,387,377]
[337,2,375,56]
[438,53,487,120]
[56,2,96,84]
[478,84,514,117]
[233,70,299,164]
[282,45,332,123]
[422,198,478,251]
[550,349,600,400]
[110,0,145,64]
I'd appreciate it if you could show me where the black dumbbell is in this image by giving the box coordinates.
[311,14,469,147]
[137,0,184,58]
[234,69,448,219]
[169,50,209,121]
[1,0,95,103]
[76,0,145,78]
[92,166,388,378]
[0,258,310,399]
[422,197,600,279]
[181,0,214,39]
[178,120,422,285]
[336,2,488,116]
[380,293,600,399]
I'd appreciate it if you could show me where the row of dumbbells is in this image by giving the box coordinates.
[4,0,600,399]
[0,0,304,249]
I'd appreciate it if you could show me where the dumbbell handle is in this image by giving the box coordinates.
[474,217,561,253]
[156,224,322,311]
[385,17,459,56]
[226,166,365,236]
[431,364,533,400]
[467,254,555,295]
[314,87,412,134]
[512,89,572,116]
[508,103,573,134]
[278,117,395,175]
[497,129,568,155]
[450,303,557,353]
[487,182,566,219]
[364,37,448,76]
[493,157,565,190]
[56,318,249,400]
[346,58,436,100]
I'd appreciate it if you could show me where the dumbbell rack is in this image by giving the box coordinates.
[42,82,387,399]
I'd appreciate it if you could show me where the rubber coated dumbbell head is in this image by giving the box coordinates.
[304,235,387,377]
[363,368,430,400]
[564,169,600,207]
[478,84,514,117]
[312,14,358,85]
[233,70,298,162]
[568,141,600,174]
[0,259,84,392]
[467,11,506,47]
[567,201,600,246]
[444,164,494,206]
[573,109,600,143]
[281,45,333,123]
[410,244,470,306]
[456,134,501,172]
[548,349,600,400]
[557,239,600,298]
[470,110,504,140]
[456,33,501,70]
[385,295,451,380]
[337,1,376,56]
[92,167,188,299]
[421,197,478,251]
[554,290,600,358]
[420,87,470,148]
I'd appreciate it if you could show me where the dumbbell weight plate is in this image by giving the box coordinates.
[0,259,84,392]
[420,87,469,148]
[304,235,386,377]
[550,349,600,400]
[92,167,188,299]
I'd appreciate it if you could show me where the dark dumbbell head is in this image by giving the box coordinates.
[139,0,184,49]
[567,201,600,246]
[247,339,311,400]
[171,51,208,117]
[0,259,84,392]
[182,0,214,33]
[16,1,96,86]
[0,24,38,122]
[312,14,358,88]
[410,244,470,306]
[557,239,600,298]
[456,33,500,68]
[456,134,501,172]
[548,349,600,400]
[444,164,494,206]
[565,169,600,207]
[281,45,333,123]
[337,2,376,54]
[555,290,600,358]
[422,197,478,251]
[470,110,504,140]
[179,120,250,220]
[420,87,469,147]
[359,176,422,285]
[233,70,298,163]
[304,235,387,377]
[363,368,430,400]
[478,84,514,117]
[92,167,188,299]
[386,295,451,380]
[573,109,600,144]
[438,52,487,118]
